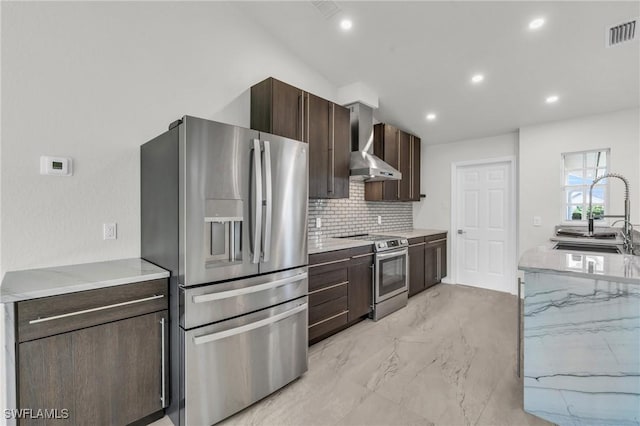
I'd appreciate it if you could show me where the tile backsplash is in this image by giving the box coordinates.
[308,181,414,239]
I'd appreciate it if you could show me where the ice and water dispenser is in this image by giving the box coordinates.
[204,199,243,264]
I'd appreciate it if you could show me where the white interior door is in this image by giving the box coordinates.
[455,161,514,293]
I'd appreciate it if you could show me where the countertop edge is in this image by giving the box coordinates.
[0,259,170,303]
[308,239,373,255]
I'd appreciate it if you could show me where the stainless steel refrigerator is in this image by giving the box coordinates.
[141,116,309,426]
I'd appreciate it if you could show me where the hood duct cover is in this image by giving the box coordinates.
[347,102,401,181]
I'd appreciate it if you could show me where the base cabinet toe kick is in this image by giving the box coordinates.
[4,278,169,426]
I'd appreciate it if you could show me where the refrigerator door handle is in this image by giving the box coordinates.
[262,141,273,262]
[251,139,263,264]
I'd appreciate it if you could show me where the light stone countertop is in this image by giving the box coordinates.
[519,245,640,284]
[0,258,169,303]
[308,237,374,255]
[372,228,448,239]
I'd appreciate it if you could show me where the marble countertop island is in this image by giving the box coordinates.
[0,258,169,303]
[519,245,640,284]
[519,246,640,425]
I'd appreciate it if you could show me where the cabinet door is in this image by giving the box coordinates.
[424,245,439,289]
[307,93,331,198]
[398,130,411,201]
[271,79,305,141]
[436,240,447,280]
[408,243,426,296]
[18,311,167,426]
[329,103,350,199]
[348,253,374,321]
[382,125,400,200]
[411,136,421,201]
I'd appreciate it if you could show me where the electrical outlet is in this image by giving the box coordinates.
[533,216,542,227]
[103,223,117,240]
[377,215,382,225]
[316,217,322,228]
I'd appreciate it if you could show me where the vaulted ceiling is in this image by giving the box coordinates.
[237,1,640,144]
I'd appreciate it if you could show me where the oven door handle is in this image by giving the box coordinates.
[376,248,408,259]
[193,303,307,345]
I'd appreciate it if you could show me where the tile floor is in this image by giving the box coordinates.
[152,284,552,426]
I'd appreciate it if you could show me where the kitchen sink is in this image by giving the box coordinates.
[553,242,623,254]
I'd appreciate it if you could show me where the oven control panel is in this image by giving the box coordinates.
[375,238,409,251]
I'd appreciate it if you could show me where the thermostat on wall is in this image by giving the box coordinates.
[40,156,72,176]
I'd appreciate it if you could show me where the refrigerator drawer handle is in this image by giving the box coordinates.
[192,272,308,304]
[28,294,164,324]
[193,303,307,345]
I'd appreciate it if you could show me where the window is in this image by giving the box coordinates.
[562,149,609,221]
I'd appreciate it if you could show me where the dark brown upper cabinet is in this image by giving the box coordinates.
[250,77,350,199]
[365,123,421,202]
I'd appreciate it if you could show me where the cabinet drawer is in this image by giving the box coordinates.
[17,279,168,342]
[425,233,447,243]
[308,311,348,342]
[349,245,374,257]
[309,296,348,325]
[309,282,347,307]
[309,267,348,292]
[408,237,425,245]
[309,249,351,266]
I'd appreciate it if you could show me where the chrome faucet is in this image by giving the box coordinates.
[588,172,634,253]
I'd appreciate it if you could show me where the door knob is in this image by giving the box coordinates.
[457,229,465,235]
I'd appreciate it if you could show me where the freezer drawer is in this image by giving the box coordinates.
[179,267,307,329]
[183,297,308,426]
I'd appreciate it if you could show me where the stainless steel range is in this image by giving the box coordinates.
[341,234,409,320]
[141,116,309,426]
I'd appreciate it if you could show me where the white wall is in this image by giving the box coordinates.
[413,132,518,284]
[0,1,338,275]
[519,108,640,257]
[413,132,518,230]
[0,1,340,415]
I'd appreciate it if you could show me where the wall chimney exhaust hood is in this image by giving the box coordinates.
[347,102,401,181]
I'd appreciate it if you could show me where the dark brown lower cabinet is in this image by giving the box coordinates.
[408,241,426,296]
[18,311,167,426]
[309,246,373,344]
[348,252,374,321]
[15,279,168,426]
[408,233,448,297]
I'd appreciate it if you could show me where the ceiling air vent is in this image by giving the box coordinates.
[607,18,638,47]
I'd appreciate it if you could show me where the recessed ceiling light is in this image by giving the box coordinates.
[340,19,353,31]
[545,95,559,104]
[471,74,484,84]
[529,18,545,30]
[426,113,437,121]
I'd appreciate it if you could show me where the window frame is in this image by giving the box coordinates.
[560,148,611,225]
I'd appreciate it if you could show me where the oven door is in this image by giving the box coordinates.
[375,248,409,302]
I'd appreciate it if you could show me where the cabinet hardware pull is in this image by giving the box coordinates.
[436,247,442,281]
[160,317,167,408]
[192,272,308,303]
[193,303,307,345]
[308,310,348,328]
[28,294,165,324]
[308,258,350,268]
[309,281,348,295]
[351,252,374,259]
[427,238,447,244]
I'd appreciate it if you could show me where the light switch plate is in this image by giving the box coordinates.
[315,218,322,228]
[377,215,382,225]
[533,216,542,227]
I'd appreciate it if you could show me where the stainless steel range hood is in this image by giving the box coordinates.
[347,102,401,181]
